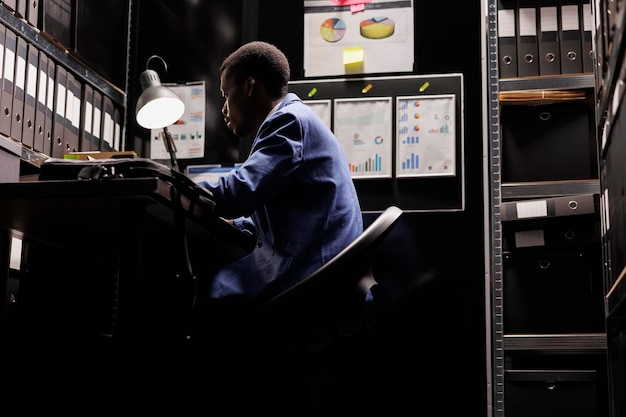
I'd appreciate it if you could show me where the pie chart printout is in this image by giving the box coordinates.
[360,16,395,39]
[320,18,346,43]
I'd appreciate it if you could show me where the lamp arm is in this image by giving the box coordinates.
[162,126,179,172]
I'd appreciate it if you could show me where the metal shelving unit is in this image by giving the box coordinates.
[484,1,607,416]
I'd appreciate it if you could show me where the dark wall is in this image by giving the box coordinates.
[128,1,488,415]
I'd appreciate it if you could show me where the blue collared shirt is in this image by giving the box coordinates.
[200,93,363,299]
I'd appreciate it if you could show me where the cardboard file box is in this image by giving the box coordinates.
[500,101,596,182]
[505,370,597,417]
[503,248,603,333]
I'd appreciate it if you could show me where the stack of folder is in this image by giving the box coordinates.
[0,17,125,158]
[497,0,594,79]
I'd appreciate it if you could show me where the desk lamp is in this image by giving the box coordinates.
[135,55,185,171]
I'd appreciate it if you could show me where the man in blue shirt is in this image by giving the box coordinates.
[199,41,363,307]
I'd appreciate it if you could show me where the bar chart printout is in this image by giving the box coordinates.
[334,97,393,179]
[396,94,456,178]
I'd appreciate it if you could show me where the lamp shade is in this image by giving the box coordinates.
[135,69,185,129]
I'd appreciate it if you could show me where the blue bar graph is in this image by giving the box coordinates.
[401,153,419,170]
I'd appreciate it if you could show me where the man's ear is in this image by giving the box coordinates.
[246,77,255,95]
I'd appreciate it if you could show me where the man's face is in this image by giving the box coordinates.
[220,70,252,137]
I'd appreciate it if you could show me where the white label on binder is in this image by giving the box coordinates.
[516,200,548,218]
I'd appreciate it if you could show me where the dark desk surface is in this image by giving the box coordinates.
[0,177,256,263]
[0,177,257,414]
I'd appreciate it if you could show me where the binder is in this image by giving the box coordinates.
[538,0,561,75]
[25,0,39,27]
[11,36,27,142]
[517,0,539,77]
[498,0,518,78]
[64,70,80,153]
[43,58,55,155]
[101,95,114,151]
[0,29,16,137]
[91,88,102,151]
[33,51,48,153]
[51,63,66,158]
[580,0,593,73]
[15,0,26,19]
[21,42,38,149]
[79,83,93,151]
[558,0,583,74]
[0,24,7,138]
[2,1,16,13]
[112,103,122,151]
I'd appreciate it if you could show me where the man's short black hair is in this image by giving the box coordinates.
[220,41,290,98]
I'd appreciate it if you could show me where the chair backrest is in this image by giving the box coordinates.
[257,205,404,334]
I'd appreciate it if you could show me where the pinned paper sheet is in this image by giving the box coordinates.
[343,46,364,67]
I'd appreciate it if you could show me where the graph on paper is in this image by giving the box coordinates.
[396,94,456,178]
[334,97,393,179]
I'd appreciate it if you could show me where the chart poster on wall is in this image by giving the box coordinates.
[303,0,414,77]
[334,97,393,179]
[303,99,332,129]
[396,94,456,178]
[150,81,206,160]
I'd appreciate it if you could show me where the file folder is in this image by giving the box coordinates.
[43,57,55,155]
[0,29,16,137]
[91,88,102,151]
[517,0,539,77]
[101,94,114,151]
[65,70,81,153]
[33,50,48,153]
[51,63,66,158]
[21,42,38,149]
[559,0,583,74]
[538,0,561,75]
[11,36,27,142]
[498,0,518,78]
[581,0,593,73]
[79,83,93,151]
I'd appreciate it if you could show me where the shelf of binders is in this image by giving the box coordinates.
[497,0,595,80]
[0,6,126,169]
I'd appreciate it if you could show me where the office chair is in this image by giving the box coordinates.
[249,205,404,350]
[231,206,404,414]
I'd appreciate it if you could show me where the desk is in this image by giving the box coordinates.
[0,177,256,415]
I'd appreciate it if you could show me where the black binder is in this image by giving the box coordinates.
[43,56,56,155]
[51,63,66,158]
[101,95,114,151]
[33,51,48,154]
[517,0,539,77]
[580,0,593,73]
[79,83,93,151]
[25,0,39,27]
[11,36,27,142]
[498,0,518,78]
[538,0,561,75]
[21,42,38,149]
[64,71,80,154]
[558,0,583,74]
[91,88,102,151]
[0,29,16,137]
[113,103,122,151]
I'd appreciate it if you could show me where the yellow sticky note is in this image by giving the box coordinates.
[343,46,364,66]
